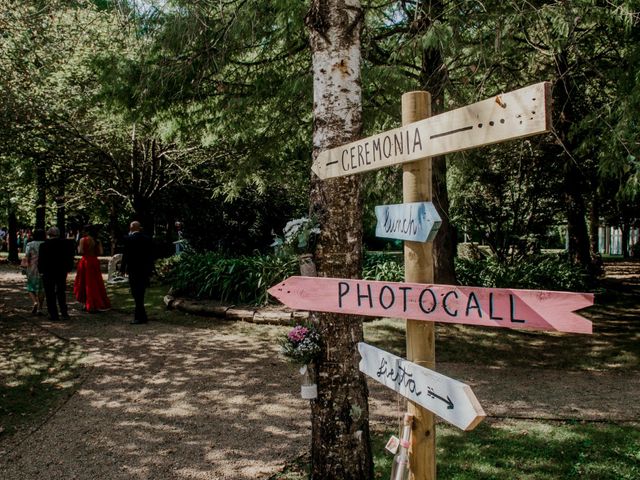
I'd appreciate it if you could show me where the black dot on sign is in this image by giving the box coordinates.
[478,123,483,128]
[520,121,523,124]
[489,121,495,126]
[532,111,536,114]
[500,119,505,124]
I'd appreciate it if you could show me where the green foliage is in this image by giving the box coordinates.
[455,254,591,291]
[161,250,407,305]
[362,252,404,282]
[155,253,184,282]
[449,141,565,259]
[161,251,298,306]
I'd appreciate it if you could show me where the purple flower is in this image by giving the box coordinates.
[288,325,309,343]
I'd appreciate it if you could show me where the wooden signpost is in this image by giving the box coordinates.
[273,82,582,479]
[268,276,594,334]
[358,342,485,431]
[311,82,551,180]
[375,202,442,242]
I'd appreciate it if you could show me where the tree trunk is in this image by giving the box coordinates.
[132,194,152,232]
[432,156,457,283]
[109,201,120,256]
[622,220,631,259]
[564,163,592,267]
[417,0,456,285]
[306,1,373,479]
[35,162,46,231]
[56,179,66,239]
[7,202,19,263]
[588,198,600,255]
[554,53,594,272]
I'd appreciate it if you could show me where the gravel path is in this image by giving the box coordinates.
[1,264,639,479]
[1,267,309,479]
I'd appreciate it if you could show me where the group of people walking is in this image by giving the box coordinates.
[22,221,154,324]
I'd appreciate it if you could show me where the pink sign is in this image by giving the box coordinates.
[268,276,594,334]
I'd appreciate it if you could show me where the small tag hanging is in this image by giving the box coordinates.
[385,435,400,454]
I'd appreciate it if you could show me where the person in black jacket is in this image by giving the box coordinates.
[38,227,75,321]
[120,221,154,324]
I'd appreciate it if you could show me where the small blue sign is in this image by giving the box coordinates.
[375,202,442,242]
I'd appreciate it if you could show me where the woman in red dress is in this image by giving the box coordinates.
[74,226,110,312]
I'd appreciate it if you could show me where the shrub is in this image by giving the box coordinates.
[155,255,184,282]
[363,252,404,282]
[161,251,298,305]
[455,254,590,291]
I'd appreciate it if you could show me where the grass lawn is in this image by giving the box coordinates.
[273,420,639,480]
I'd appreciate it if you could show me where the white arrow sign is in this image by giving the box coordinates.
[375,202,442,242]
[358,342,485,431]
[312,82,551,180]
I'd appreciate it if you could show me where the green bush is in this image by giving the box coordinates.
[363,252,404,282]
[161,251,298,305]
[455,254,590,291]
[161,251,589,307]
[161,250,408,306]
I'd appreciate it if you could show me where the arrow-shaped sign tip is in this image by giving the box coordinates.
[267,281,286,301]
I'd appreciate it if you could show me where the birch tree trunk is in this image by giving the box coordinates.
[306,1,373,478]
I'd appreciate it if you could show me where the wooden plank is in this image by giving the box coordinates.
[358,343,485,431]
[267,276,594,334]
[311,82,552,180]
[375,202,441,242]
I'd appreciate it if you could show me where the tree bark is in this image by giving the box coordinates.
[622,220,630,258]
[109,201,120,256]
[554,53,594,272]
[306,1,373,479]
[56,178,66,239]
[417,0,456,285]
[588,197,600,255]
[7,202,19,263]
[564,163,592,267]
[132,193,153,232]
[35,162,46,231]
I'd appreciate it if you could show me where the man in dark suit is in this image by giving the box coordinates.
[120,221,154,324]
[38,227,75,321]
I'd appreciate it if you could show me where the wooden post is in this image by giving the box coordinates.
[402,91,435,480]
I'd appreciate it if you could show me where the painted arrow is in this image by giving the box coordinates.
[375,202,442,242]
[427,387,454,410]
[267,276,594,334]
[311,82,551,180]
[358,342,485,430]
